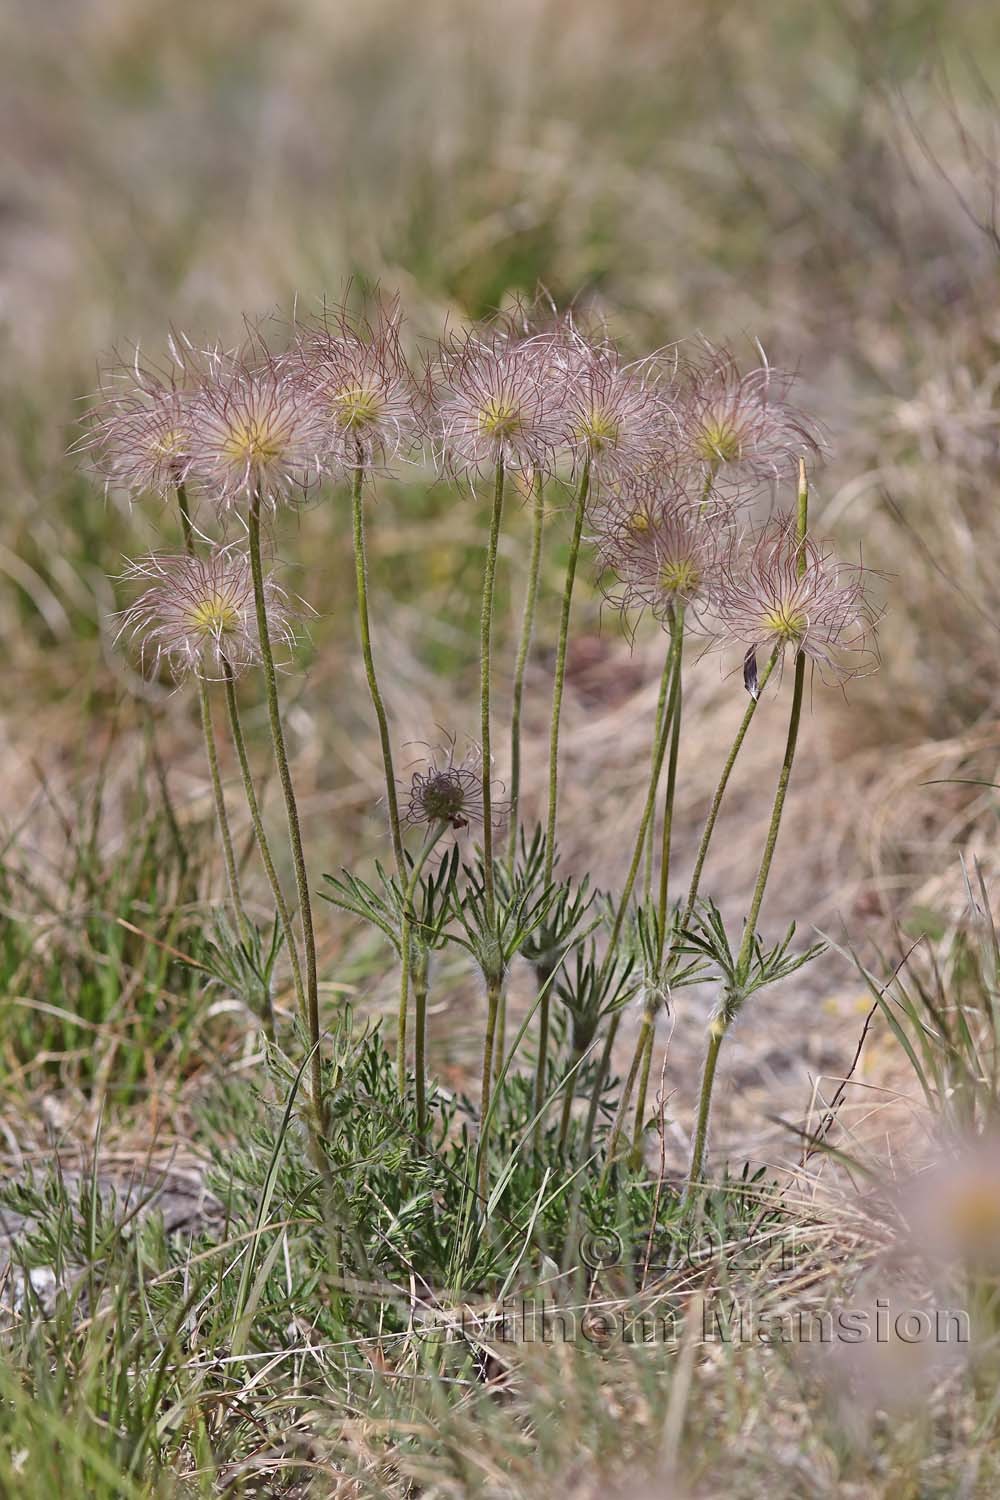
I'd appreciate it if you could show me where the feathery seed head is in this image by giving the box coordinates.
[116,548,296,681]
[187,344,327,513]
[293,300,419,471]
[599,480,726,628]
[562,341,679,483]
[430,324,568,479]
[715,515,875,679]
[678,342,822,488]
[81,347,198,501]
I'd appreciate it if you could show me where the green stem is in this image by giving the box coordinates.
[684,1026,724,1203]
[247,492,322,1121]
[480,458,506,926]
[641,658,673,904]
[197,681,249,944]
[222,661,305,1034]
[656,612,685,959]
[351,465,404,879]
[684,462,811,1206]
[543,458,591,885]
[508,469,545,871]
[680,644,781,933]
[532,978,552,1154]
[600,1004,654,1183]
[478,973,504,1201]
[631,1021,656,1155]
[600,610,683,978]
[173,483,249,945]
[413,942,430,1141]
[397,822,444,1099]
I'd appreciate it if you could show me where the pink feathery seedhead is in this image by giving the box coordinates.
[677,342,822,490]
[429,323,569,479]
[187,344,328,514]
[293,299,420,472]
[561,339,679,484]
[80,343,200,502]
[116,548,296,682]
[714,515,876,681]
[598,481,727,631]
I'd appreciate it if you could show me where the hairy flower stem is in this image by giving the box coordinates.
[601,608,686,1174]
[397,822,445,1104]
[248,492,322,1123]
[197,683,249,944]
[480,458,506,928]
[641,662,673,904]
[601,609,683,976]
[508,469,545,873]
[543,458,591,885]
[173,484,249,944]
[413,942,431,1142]
[656,616,685,959]
[478,972,504,1201]
[683,462,810,1207]
[572,618,683,1169]
[351,464,404,881]
[222,660,305,1036]
[680,646,781,933]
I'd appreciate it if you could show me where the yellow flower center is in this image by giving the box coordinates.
[332,383,384,431]
[696,415,741,464]
[659,558,701,595]
[187,594,240,637]
[575,405,621,452]
[478,396,522,439]
[763,601,807,641]
[149,428,186,460]
[221,416,284,467]
[626,509,651,534]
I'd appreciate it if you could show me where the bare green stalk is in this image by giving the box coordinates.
[478,972,504,1201]
[350,463,404,880]
[641,659,673,904]
[197,681,249,945]
[247,491,322,1121]
[684,461,810,1203]
[508,468,545,870]
[543,458,591,885]
[222,660,306,1033]
[173,483,249,945]
[480,457,506,926]
[397,821,444,1102]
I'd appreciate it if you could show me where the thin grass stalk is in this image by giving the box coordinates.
[684,460,810,1203]
[221,659,306,1033]
[247,491,322,1120]
[480,457,506,927]
[508,468,545,871]
[173,483,249,944]
[350,462,404,880]
[543,457,591,885]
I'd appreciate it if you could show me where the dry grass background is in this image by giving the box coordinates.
[3,0,1000,1213]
